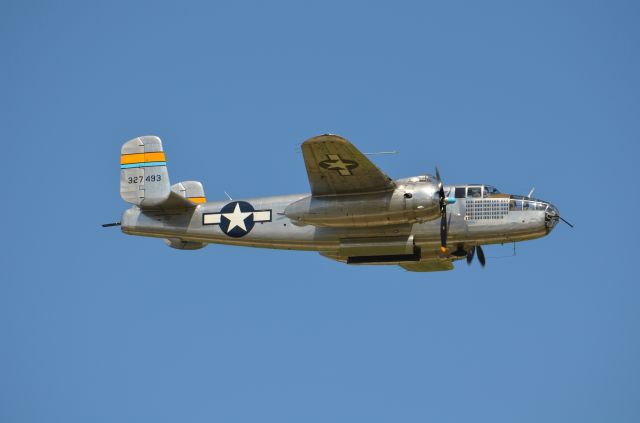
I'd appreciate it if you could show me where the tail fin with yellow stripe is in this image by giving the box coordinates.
[120,136,207,210]
[120,136,171,207]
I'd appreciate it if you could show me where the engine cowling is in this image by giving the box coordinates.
[284,182,440,228]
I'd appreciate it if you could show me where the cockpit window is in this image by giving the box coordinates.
[483,186,500,196]
[467,187,482,198]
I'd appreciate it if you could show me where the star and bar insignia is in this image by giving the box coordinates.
[202,201,272,238]
[319,154,359,176]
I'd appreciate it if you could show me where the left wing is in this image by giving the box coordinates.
[301,134,396,196]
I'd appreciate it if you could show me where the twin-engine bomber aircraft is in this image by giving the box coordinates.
[106,134,571,272]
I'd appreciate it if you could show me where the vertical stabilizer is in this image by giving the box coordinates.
[120,136,171,207]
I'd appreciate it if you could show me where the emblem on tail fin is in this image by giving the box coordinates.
[203,201,272,237]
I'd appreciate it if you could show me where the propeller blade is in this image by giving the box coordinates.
[436,167,449,252]
[477,245,486,267]
[440,212,448,252]
[102,222,121,228]
[559,216,574,228]
[466,246,475,265]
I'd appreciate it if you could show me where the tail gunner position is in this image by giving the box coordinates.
[107,134,571,272]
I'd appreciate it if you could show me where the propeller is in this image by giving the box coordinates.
[466,246,475,264]
[466,245,486,267]
[476,245,486,267]
[436,167,449,253]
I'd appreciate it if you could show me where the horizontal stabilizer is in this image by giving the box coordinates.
[171,181,207,204]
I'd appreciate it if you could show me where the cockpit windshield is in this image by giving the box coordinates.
[458,185,501,199]
[467,187,482,198]
[483,186,500,196]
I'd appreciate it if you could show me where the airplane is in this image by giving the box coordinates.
[105,134,572,272]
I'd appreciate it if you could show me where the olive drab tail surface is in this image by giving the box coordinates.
[120,136,171,207]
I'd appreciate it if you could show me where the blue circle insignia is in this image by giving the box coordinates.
[219,201,255,237]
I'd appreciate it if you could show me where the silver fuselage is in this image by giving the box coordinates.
[121,183,558,261]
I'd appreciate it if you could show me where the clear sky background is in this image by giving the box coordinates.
[1,1,638,421]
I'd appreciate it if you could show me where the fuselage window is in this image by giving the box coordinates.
[455,187,466,198]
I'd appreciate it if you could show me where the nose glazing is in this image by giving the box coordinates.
[544,203,560,230]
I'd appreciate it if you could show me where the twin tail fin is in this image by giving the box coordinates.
[120,136,206,210]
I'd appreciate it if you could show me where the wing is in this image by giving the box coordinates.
[400,260,454,272]
[301,134,396,196]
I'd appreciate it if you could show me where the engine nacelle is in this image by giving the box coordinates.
[284,182,440,228]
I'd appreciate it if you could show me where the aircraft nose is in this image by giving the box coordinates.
[544,203,560,231]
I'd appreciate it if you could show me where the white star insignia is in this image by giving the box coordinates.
[222,202,252,232]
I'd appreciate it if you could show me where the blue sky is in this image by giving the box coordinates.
[1,1,638,421]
